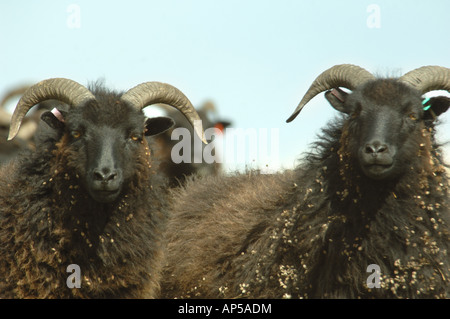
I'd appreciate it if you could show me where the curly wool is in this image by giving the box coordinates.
[161,116,450,299]
[0,134,168,298]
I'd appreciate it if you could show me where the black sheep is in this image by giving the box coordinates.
[152,100,231,187]
[0,78,204,298]
[161,64,450,299]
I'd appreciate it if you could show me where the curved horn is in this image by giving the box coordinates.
[8,78,95,140]
[121,82,206,143]
[286,64,376,122]
[399,65,450,94]
[0,85,29,126]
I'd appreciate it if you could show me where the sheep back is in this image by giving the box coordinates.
[162,118,450,299]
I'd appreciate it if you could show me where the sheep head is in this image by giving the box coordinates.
[8,78,205,203]
[288,64,450,180]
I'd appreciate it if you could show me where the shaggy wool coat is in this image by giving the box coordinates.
[162,117,450,299]
[0,134,167,298]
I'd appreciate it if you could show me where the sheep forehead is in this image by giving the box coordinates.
[358,79,421,110]
[67,101,145,129]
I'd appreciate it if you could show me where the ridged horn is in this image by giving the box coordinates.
[121,82,206,143]
[8,78,95,140]
[286,64,376,122]
[0,85,29,127]
[399,65,450,94]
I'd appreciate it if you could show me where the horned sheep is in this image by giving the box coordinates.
[152,101,231,187]
[0,78,204,298]
[161,64,450,299]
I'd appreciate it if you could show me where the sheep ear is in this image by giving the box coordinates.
[423,96,450,121]
[325,88,351,114]
[40,109,66,131]
[144,116,175,136]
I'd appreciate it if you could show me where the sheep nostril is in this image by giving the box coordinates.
[93,171,104,181]
[365,145,375,154]
[107,172,117,182]
[377,145,387,153]
[93,170,118,183]
[364,143,388,155]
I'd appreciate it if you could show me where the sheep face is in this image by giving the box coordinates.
[7,78,205,204]
[325,79,442,180]
[42,99,174,203]
[289,65,449,180]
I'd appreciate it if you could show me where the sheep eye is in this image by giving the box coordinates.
[130,134,141,141]
[408,113,418,121]
[71,130,82,138]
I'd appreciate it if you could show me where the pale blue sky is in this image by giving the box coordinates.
[1,0,449,171]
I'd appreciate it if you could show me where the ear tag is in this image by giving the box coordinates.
[422,97,431,111]
[51,108,65,123]
[214,123,225,133]
[422,98,438,120]
[330,88,346,103]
